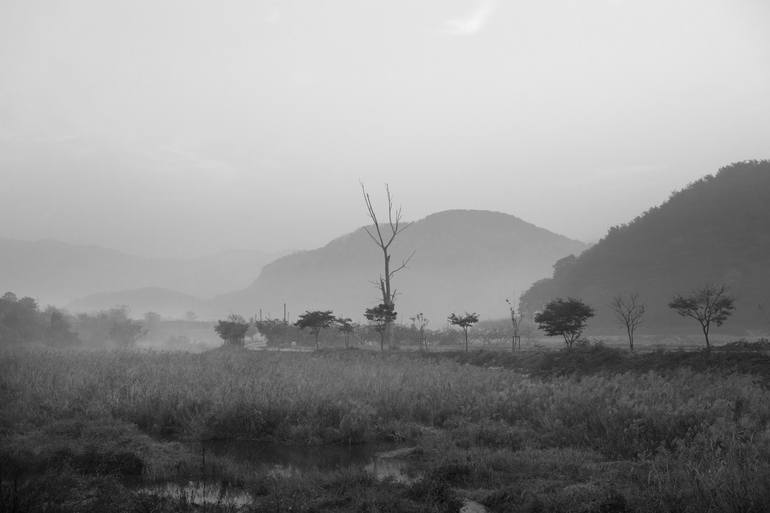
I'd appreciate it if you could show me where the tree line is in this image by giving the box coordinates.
[533,283,735,351]
[215,183,742,353]
[215,310,490,351]
[0,292,145,348]
[214,282,734,352]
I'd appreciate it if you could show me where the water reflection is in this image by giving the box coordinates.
[141,481,252,507]
[142,441,420,507]
[203,440,416,482]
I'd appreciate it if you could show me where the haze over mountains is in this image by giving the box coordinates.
[0,238,283,310]
[213,210,587,323]
[520,160,770,334]
[6,160,770,332]
[2,210,586,323]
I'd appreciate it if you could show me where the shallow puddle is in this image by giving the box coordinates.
[203,439,416,482]
[141,441,419,505]
[141,481,252,507]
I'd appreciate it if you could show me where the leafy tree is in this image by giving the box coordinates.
[534,298,594,350]
[44,307,80,346]
[0,292,45,344]
[214,314,250,347]
[364,303,397,351]
[72,307,145,348]
[335,316,355,349]
[295,310,336,350]
[668,284,735,349]
[448,312,479,352]
[107,307,146,347]
[254,317,295,346]
[610,292,646,352]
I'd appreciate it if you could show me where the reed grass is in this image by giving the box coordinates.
[3,346,770,512]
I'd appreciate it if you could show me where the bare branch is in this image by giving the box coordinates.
[388,249,416,278]
[361,183,386,248]
[610,292,646,351]
[362,226,381,246]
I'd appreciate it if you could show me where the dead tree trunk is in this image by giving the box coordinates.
[361,184,414,350]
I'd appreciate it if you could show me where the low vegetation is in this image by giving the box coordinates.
[0,292,145,348]
[3,344,770,512]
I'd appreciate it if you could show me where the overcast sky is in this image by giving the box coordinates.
[2,0,769,257]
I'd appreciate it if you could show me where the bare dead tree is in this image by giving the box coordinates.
[505,298,523,352]
[361,183,414,348]
[610,292,646,352]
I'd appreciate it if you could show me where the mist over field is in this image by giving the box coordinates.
[2,1,770,512]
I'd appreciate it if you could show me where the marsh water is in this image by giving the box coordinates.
[203,439,414,482]
[143,440,416,506]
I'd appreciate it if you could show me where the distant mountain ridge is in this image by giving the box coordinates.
[3,211,586,321]
[212,209,587,322]
[67,287,204,319]
[0,237,283,310]
[520,160,770,333]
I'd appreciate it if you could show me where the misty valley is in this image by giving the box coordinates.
[4,0,770,509]
[2,161,770,512]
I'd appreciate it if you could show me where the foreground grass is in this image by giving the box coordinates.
[436,342,770,381]
[2,346,770,512]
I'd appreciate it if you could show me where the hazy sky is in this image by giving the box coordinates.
[2,0,769,257]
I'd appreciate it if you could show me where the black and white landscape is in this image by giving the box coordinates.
[2,1,770,512]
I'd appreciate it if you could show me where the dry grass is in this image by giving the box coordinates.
[3,346,770,512]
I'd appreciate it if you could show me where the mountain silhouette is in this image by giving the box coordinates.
[520,160,770,334]
[212,209,586,323]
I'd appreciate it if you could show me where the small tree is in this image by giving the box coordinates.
[534,298,594,350]
[143,311,162,330]
[295,310,336,350]
[335,316,355,348]
[254,317,295,346]
[214,314,250,347]
[364,303,397,351]
[505,298,524,352]
[107,307,146,347]
[668,284,735,349]
[610,292,646,352]
[44,307,80,346]
[409,313,430,351]
[448,312,479,352]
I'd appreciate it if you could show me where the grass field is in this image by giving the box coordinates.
[2,345,770,512]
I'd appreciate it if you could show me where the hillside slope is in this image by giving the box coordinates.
[212,210,586,322]
[520,160,770,333]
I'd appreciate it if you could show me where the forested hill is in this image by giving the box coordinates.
[520,160,770,333]
[211,210,586,322]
